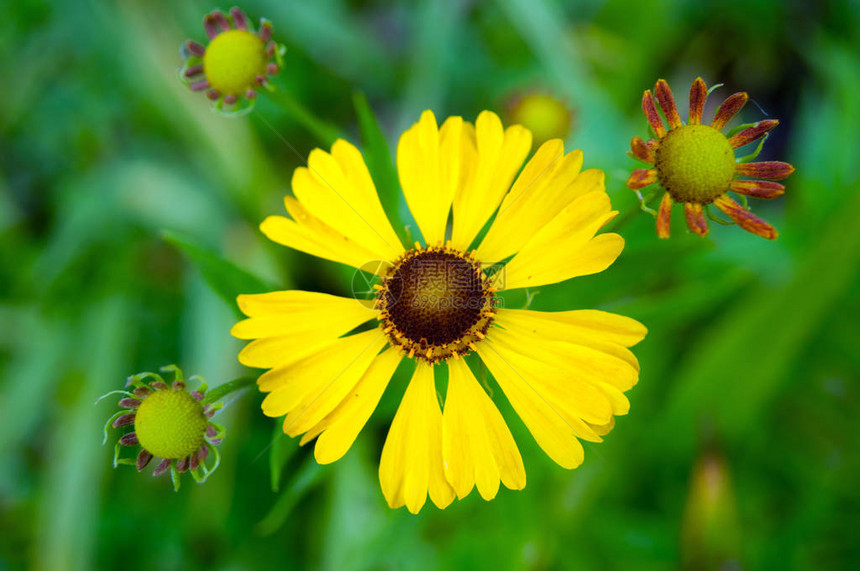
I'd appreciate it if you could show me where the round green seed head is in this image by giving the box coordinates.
[656,125,736,204]
[135,389,208,459]
[203,29,267,95]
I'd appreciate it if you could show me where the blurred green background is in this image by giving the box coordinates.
[2,0,859,569]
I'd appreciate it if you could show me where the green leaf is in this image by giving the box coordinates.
[257,452,325,536]
[162,231,275,317]
[352,91,407,245]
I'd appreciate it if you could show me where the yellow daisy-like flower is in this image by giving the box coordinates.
[627,78,795,239]
[180,7,285,114]
[233,110,647,513]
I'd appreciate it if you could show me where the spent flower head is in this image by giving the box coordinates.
[506,90,573,145]
[101,365,225,491]
[627,77,795,240]
[180,7,285,116]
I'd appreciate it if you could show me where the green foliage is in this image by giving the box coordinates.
[163,230,275,317]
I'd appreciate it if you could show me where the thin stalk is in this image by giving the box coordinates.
[202,375,257,406]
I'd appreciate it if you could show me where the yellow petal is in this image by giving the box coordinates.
[501,191,623,290]
[443,359,526,500]
[290,140,403,261]
[239,336,340,370]
[593,382,630,416]
[379,364,455,513]
[258,329,384,414]
[397,111,463,245]
[478,145,606,262]
[494,309,643,391]
[589,416,616,436]
[329,140,404,253]
[260,207,382,273]
[488,327,615,425]
[305,348,402,464]
[451,111,532,249]
[476,341,585,469]
[281,331,389,436]
[232,290,376,337]
[494,307,647,347]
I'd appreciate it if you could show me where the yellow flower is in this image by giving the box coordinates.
[627,78,795,239]
[103,365,224,491]
[180,8,284,114]
[233,110,646,513]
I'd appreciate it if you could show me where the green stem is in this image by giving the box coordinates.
[202,375,257,406]
[261,86,342,147]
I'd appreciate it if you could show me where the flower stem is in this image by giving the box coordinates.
[605,187,661,232]
[202,375,256,406]
[261,86,342,147]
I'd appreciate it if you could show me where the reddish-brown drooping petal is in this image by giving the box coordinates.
[655,79,683,129]
[712,92,749,131]
[684,203,709,236]
[736,161,795,180]
[176,457,191,473]
[118,397,140,409]
[714,195,778,239]
[137,450,153,471]
[152,458,172,476]
[203,14,220,39]
[630,136,656,163]
[689,77,708,125]
[185,40,206,58]
[657,193,674,239]
[627,168,658,190]
[119,433,139,446]
[172,380,186,391]
[150,381,169,390]
[230,7,248,30]
[206,425,218,438]
[183,65,203,78]
[191,445,209,471]
[259,20,273,42]
[112,413,136,428]
[132,386,151,398]
[728,120,779,148]
[642,90,667,138]
[730,180,786,199]
[212,10,231,32]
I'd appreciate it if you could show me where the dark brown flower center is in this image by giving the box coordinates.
[377,248,496,362]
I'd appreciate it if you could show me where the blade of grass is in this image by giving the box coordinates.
[163,230,276,318]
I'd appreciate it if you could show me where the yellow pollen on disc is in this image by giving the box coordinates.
[135,389,208,459]
[656,124,737,204]
[203,29,267,95]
